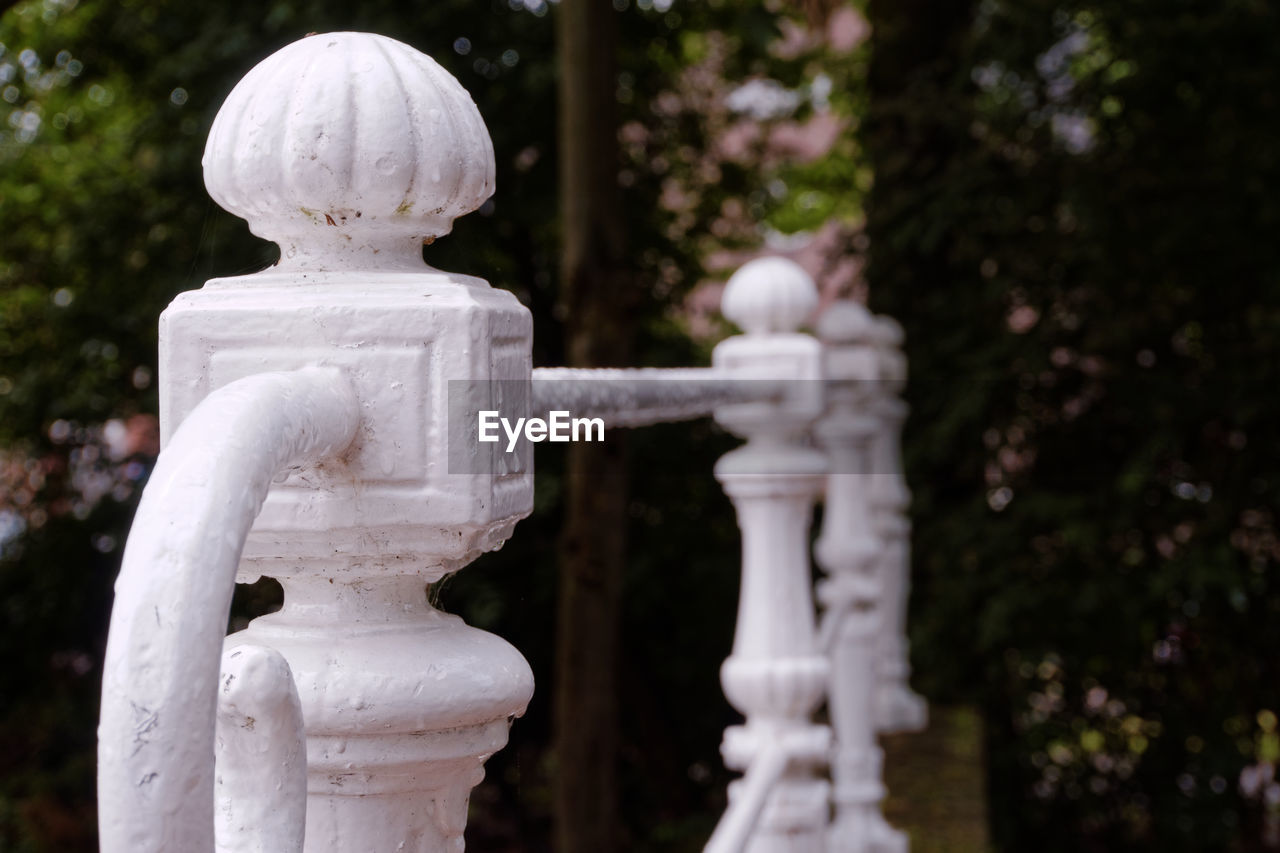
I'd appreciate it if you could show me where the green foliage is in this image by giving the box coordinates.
[864,0,1280,848]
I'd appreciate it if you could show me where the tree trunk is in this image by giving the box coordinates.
[553,2,632,851]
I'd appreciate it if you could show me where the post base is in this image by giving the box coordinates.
[228,575,533,853]
[828,810,909,853]
[875,683,928,734]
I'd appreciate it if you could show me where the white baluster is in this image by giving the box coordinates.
[868,318,928,734]
[706,257,831,853]
[110,32,535,853]
[814,303,907,853]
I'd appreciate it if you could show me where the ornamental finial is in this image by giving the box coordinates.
[721,256,819,335]
[816,300,876,345]
[202,32,495,271]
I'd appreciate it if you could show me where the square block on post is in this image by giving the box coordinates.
[159,269,533,581]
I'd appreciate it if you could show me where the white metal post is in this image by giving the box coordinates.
[707,258,831,853]
[814,302,908,853]
[868,319,927,734]
[100,32,535,853]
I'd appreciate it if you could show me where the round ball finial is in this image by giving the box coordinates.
[203,32,495,271]
[870,315,905,349]
[816,300,876,345]
[721,256,819,335]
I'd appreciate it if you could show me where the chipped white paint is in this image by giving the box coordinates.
[202,31,495,271]
[98,368,359,853]
[181,30,528,580]
[814,302,908,853]
[99,32,533,853]
[229,575,533,853]
[868,318,928,735]
[216,644,308,853]
[706,258,831,853]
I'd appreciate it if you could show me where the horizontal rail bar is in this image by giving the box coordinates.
[531,367,787,428]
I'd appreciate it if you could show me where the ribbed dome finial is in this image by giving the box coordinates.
[202,32,495,271]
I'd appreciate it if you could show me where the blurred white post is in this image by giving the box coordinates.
[869,319,928,734]
[814,303,908,853]
[706,258,831,853]
[99,32,534,853]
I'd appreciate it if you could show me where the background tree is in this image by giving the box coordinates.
[864,0,1280,849]
[552,0,631,849]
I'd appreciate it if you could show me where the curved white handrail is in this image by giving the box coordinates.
[97,367,359,853]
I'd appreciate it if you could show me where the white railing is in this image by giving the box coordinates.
[95,31,925,853]
[98,368,357,852]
